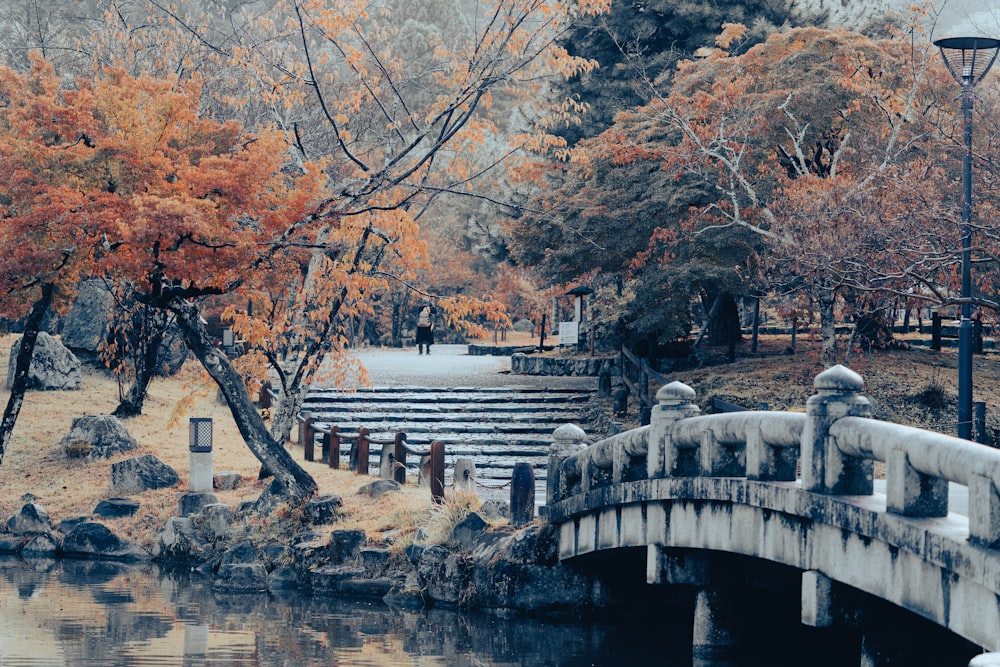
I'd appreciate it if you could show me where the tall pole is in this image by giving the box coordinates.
[934,36,1000,441]
[958,80,974,440]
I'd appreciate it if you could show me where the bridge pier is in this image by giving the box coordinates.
[692,585,740,659]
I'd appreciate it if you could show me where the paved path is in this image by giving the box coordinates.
[329,344,596,390]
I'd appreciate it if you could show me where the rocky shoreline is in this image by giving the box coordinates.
[0,482,609,618]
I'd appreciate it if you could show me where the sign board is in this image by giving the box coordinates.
[559,321,579,346]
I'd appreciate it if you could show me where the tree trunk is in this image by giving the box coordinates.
[168,297,317,502]
[112,310,167,418]
[0,283,55,466]
[269,382,308,447]
[818,290,838,367]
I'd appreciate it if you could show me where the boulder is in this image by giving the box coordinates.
[302,494,343,525]
[61,414,139,460]
[452,512,489,550]
[195,503,235,541]
[155,516,203,563]
[62,521,147,561]
[328,529,367,565]
[60,279,113,357]
[109,455,179,494]
[356,479,400,498]
[213,471,242,491]
[178,492,218,518]
[513,318,535,333]
[7,502,53,535]
[469,524,597,613]
[93,497,140,519]
[213,541,268,593]
[21,533,59,558]
[6,332,82,391]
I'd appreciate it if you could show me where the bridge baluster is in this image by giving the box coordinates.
[648,382,700,479]
[969,474,1000,549]
[802,365,874,495]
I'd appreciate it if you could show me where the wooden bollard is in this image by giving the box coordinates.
[430,440,445,503]
[393,432,407,485]
[328,426,340,469]
[300,414,315,462]
[510,462,535,526]
[356,427,370,475]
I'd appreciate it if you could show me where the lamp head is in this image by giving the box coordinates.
[934,36,1000,86]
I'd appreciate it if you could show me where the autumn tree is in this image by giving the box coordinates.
[576,18,975,366]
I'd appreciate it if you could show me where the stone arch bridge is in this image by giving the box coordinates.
[543,366,1000,666]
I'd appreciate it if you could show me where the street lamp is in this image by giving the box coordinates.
[934,36,1000,440]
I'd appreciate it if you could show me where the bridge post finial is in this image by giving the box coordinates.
[802,365,873,494]
[648,382,700,479]
[545,424,588,507]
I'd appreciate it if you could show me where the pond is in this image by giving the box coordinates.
[0,556,693,666]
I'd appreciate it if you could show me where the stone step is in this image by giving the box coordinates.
[301,385,592,484]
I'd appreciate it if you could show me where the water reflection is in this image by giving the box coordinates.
[0,557,688,666]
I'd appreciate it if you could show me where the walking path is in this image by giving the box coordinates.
[338,344,595,390]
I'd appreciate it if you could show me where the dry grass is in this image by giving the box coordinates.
[0,334,445,552]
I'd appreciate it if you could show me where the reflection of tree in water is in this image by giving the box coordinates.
[0,557,678,666]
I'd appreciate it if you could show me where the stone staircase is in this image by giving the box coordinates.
[300,385,595,485]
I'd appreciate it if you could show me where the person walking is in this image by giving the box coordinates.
[416,303,435,354]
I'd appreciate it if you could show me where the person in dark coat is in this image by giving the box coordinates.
[416,304,435,354]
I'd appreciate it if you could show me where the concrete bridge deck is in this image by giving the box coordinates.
[543,365,1000,666]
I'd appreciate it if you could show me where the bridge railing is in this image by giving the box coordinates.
[546,364,1000,550]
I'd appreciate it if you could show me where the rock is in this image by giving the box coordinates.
[303,494,343,525]
[214,563,269,593]
[61,414,139,460]
[417,545,473,606]
[60,279,114,357]
[328,529,367,565]
[513,318,535,333]
[268,566,302,590]
[356,479,400,498]
[7,503,53,535]
[213,541,268,593]
[62,521,147,561]
[93,498,140,519]
[109,455,179,494]
[7,332,82,391]
[155,517,202,563]
[479,500,510,520]
[452,512,488,550]
[469,524,595,613]
[359,548,392,577]
[213,471,242,491]
[58,516,89,534]
[21,533,59,557]
[195,503,234,540]
[0,534,22,554]
[178,492,218,518]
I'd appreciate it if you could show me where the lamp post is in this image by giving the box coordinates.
[934,36,1000,440]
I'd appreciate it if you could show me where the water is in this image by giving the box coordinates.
[0,557,689,667]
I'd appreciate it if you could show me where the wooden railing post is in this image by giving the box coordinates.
[430,440,445,503]
[510,462,535,526]
[299,413,315,462]
[356,427,370,475]
[327,426,340,469]
[393,432,407,484]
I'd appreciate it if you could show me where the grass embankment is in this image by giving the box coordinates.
[0,334,451,553]
[1,329,997,555]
